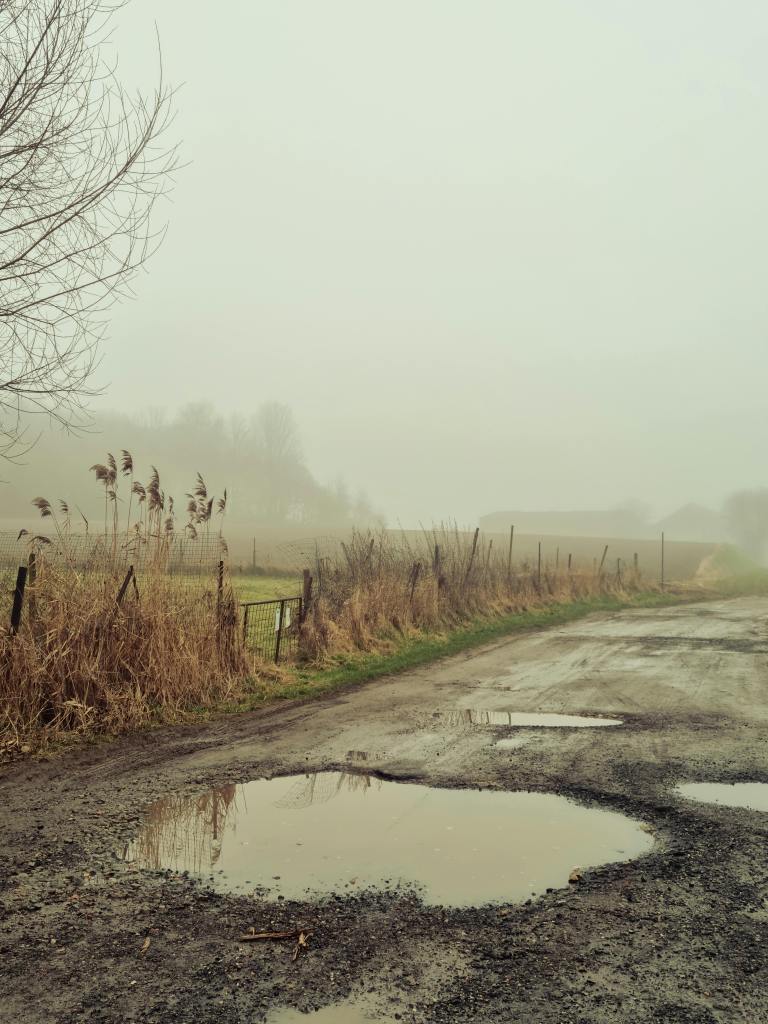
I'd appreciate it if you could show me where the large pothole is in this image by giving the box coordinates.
[121,772,653,907]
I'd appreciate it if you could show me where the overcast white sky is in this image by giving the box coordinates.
[93,0,768,525]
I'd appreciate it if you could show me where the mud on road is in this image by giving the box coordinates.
[2,597,768,1023]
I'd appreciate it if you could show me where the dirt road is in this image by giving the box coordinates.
[2,597,767,1023]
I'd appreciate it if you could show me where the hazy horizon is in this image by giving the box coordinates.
[36,0,768,526]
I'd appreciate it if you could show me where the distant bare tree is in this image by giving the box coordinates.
[0,0,177,457]
[724,489,768,562]
[252,402,303,463]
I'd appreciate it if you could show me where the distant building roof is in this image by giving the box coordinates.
[480,504,726,543]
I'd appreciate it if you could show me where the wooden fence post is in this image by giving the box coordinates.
[301,569,313,621]
[599,545,609,577]
[27,552,36,623]
[537,542,542,588]
[409,561,422,604]
[217,559,224,619]
[507,524,514,578]
[10,566,27,635]
[115,565,134,608]
[464,527,480,586]
[661,532,665,591]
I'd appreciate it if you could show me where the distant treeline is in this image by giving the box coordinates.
[0,403,382,530]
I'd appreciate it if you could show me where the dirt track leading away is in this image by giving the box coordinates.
[2,597,768,1023]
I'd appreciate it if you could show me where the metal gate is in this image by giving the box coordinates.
[241,597,302,663]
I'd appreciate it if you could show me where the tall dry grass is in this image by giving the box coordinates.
[300,525,653,659]
[0,460,658,750]
[0,454,246,748]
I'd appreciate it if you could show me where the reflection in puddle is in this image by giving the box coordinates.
[438,710,622,728]
[677,782,768,812]
[266,1004,393,1024]
[123,772,652,907]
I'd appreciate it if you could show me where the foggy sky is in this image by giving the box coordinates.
[84,1,768,526]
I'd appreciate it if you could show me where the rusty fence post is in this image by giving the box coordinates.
[10,566,27,635]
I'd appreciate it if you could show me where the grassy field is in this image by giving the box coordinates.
[232,576,302,602]
[215,525,717,582]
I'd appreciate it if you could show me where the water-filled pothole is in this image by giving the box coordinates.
[495,735,533,751]
[676,782,768,812]
[436,710,622,728]
[266,1004,391,1024]
[122,773,652,906]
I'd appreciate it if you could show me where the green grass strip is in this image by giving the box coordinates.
[268,591,692,704]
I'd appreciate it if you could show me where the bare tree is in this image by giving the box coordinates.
[0,0,177,457]
[724,489,768,563]
[252,402,303,464]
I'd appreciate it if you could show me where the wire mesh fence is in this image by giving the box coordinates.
[241,597,303,663]
[0,530,228,575]
[0,531,310,665]
[0,531,233,643]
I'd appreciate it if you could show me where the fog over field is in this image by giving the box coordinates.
[5,1,768,532]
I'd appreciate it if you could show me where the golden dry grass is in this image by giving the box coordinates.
[0,456,248,748]
[299,526,653,661]
[0,460,660,750]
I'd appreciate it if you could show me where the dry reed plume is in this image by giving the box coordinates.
[0,454,245,748]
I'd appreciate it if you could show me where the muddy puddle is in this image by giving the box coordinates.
[266,1003,393,1024]
[435,710,622,728]
[676,782,768,812]
[122,772,652,906]
[495,735,533,750]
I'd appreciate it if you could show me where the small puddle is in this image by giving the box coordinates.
[266,1004,393,1024]
[436,710,622,728]
[495,735,533,751]
[122,773,652,906]
[676,782,768,812]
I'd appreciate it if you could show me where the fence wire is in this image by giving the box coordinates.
[241,597,302,663]
[0,531,228,575]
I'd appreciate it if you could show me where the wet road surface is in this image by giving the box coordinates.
[1,596,767,1023]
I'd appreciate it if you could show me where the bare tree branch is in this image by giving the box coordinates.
[0,0,178,456]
